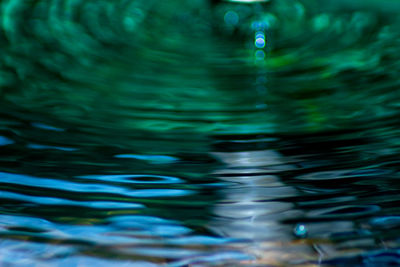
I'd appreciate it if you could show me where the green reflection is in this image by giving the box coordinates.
[1,0,399,137]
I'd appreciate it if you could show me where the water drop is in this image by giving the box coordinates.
[294,223,308,238]
[255,37,266,48]
[224,11,239,26]
[255,50,265,60]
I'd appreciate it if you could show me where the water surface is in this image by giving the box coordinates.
[1,0,400,266]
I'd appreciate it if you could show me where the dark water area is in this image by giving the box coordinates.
[1,0,400,266]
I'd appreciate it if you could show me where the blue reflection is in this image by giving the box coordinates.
[0,240,78,267]
[127,247,201,258]
[78,174,183,184]
[0,172,192,198]
[27,143,78,152]
[168,236,240,245]
[0,215,52,229]
[171,251,254,267]
[57,256,155,267]
[369,216,400,229]
[0,136,14,146]
[110,215,192,237]
[31,122,64,132]
[110,215,171,224]
[114,154,178,164]
[0,191,144,209]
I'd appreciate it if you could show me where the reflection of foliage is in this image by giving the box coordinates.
[0,0,399,136]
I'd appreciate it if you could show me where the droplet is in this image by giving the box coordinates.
[255,37,266,48]
[294,223,308,238]
[255,50,265,60]
[224,11,239,26]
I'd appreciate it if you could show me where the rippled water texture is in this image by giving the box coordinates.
[1,0,400,266]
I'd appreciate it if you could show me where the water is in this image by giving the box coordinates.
[1,0,400,266]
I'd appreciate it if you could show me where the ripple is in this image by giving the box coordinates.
[78,174,184,184]
[1,0,400,266]
[27,143,78,152]
[0,136,14,146]
[171,251,254,267]
[1,0,400,134]
[296,168,391,181]
[109,216,192,237]
[320,249,400,267]
[307,205,381,219]
[54,257,158,267]
[114,154,179,164]
[31,122,64,132]
[330,229,373,240]
[0,191,144,209]
[368,216,400,230]
[0,172,193,198]
[0,240,78,266]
